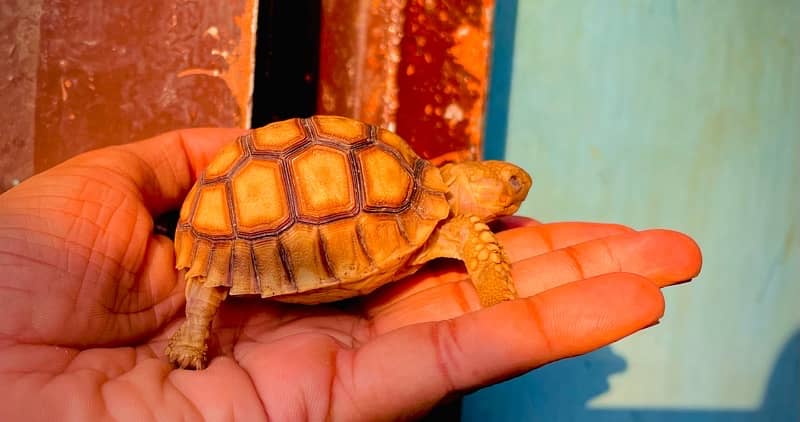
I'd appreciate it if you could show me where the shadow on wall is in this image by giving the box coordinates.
[463,329,800,421]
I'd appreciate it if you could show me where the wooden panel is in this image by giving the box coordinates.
[318,0,495,161]
[32,0,258,173]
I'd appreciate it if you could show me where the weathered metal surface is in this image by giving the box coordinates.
[0,0,43,191]
[318,0,495,161]
[33,0,258,173]
[318,0,404,129]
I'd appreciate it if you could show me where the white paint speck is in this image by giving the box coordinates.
[205,26,220,39]
[211,48,229,58]
[444,103,464,123]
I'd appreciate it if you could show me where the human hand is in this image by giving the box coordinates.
[0,129,701,421]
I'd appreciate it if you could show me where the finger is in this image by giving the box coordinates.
[49,127,246,215]
[365,228,699,333]
[496,221,634,262]
[513,228,702,296]
[331,273,664,421]
[365,221,636,317]
[119,128,247,214]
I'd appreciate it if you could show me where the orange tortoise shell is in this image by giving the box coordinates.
[174,115,451,304]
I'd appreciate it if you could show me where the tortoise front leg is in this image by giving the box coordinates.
[458,215,518,306]
[412,215,518,307]
[165,278,228,370]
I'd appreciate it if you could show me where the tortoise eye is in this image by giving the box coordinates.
[509,175,521,192]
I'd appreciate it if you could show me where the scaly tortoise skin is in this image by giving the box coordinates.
[166,115,532,369]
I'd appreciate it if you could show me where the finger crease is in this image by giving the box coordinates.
[562,246,586,279]
[447,281,474,315]
[331,348,363,420]
[431,319,460,394]
[241,367,271,421]
[524,298,555,359]
[599,238,623,273]
[537,227,555,251]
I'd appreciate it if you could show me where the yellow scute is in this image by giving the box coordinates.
[232,159,290,233]
[359,146,413,208]
[205,138,244,179]
[179,183,199,223]
[421,165,448,193]
[377,128,418,165]
[291,145,355,218]
[252,118,307,152]
[192,183,232,235]
[313,115,368,143]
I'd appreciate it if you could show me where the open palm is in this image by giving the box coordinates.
[0,129,701,421]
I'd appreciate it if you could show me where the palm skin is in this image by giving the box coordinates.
[0,128,701,421]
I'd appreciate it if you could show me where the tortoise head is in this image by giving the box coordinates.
[440,160,532,222]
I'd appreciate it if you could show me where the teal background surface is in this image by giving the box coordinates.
[465,1,800,420]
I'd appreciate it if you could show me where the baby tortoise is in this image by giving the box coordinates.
[166,115,532,369]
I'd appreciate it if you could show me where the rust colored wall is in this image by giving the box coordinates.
[2,0,495,192]
[0,0,43,191]
[32,0,258,173]
[318,0,495,161]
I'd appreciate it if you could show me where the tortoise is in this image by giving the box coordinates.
[165,115,532,369]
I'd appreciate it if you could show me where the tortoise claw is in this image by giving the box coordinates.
[166,341,207,370]
[166,326,208,370]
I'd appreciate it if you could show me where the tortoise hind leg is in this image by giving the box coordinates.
[166,279,228,370]
[412,215,517,307]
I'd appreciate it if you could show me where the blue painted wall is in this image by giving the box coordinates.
[466,1,800,420]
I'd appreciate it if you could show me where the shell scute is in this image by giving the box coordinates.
[357,213,410,266]
[191,183,232,236]
[290,145,356,220]
[318,219,374,282]
[206,241,232,287]
[174,229,193,268]
[186,239,212,281]
[179,184,199,223]
[231,159,290,234]
[377,128,418,166]
[278,223,336,293]
[414,189,450,222]
[230,240,258,295]
[205,138,245,179]
[251,118,308,152]
[358,145,414,209]
[251,238,292,297]
[312,115,368,144]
